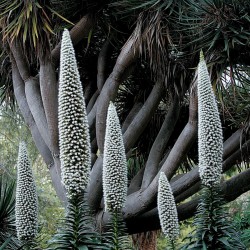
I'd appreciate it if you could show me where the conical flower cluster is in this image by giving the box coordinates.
[103,102,127,212]
[157,172,179,241]
[197,52,223,187]
[15,142,38,242]
[58,29,91,196]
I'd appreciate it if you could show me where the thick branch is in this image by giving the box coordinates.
[96,35,140,154]
[101,167,250,234]
[122,102,143,133]
[128,167,145,195]
[86,156,103,210]
[223,128,244,159]
[9,40,50,147]
[11,56,66,202]
[171,168,200,198]
[141,96,180,188]
[11,57,51,165]
[87,38,113,127]
[25,77,50,147]
[161,91,198,179]
[9,41,30,81]
[97,39,111,92]
[39,57,59,155]
[88,80,163,210]
[87,35,141,209]
[52,14,95,67]
[123,81,164,150]
[223,139,250,172]
[172,139,250,203]
[87,90,99,114]
[121,91,198,218]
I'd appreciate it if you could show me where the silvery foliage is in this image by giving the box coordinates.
[157,172,179,241]
[103,102,127,212]
[198,52,223,187]
[15,142,38,241]
[58,29,91,196]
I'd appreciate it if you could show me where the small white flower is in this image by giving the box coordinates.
[157,172,179,240]
[197,51,223,187]
[15,142,38,242]
[58,29,91,197]
[103,102,127,212]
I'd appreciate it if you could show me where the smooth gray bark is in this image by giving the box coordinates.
[141,96,180,188]
[39,58,59,156]
[96,35,140,153]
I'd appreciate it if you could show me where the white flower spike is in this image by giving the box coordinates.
[58,29,91,196]
[197,51,223,187]
[103,102,127,212]
[15,142,38,242]
[157,172,179,241]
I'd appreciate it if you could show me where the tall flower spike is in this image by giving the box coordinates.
[103,102,127,212]
[15,142,38,242]
[58,29,91,196]
[198,51,223,187]
[157,172,179,241]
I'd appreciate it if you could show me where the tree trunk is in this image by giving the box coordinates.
[132,231,158,250]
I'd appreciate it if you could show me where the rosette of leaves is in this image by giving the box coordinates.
[103,102,127,212]
[182,187,246,250]
[157,172,179,249]
[48,192,107,250]
[0,174,21,250]
[102,211,133,250]
[197,51,223,187]
[15,142,38,243]
[58,29,91,197]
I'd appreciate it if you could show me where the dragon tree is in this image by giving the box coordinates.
[0,0,249,236]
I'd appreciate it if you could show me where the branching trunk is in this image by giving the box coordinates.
[6,7,249,238]
[141,96,180,188]
[121,91,198,219]
[106,166,250,234]
[97,39,111,92]
[11,55,66,203]
[39,57,59,156]
[9,41,50,146]
[122,102,143,133]
[123,81,164,150]
[88,80,163,210]
[25,77,50,147]
[172,139,250,203]
[96,34,141,154]
[11,56,51,165]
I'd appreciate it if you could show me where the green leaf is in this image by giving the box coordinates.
[202,241,207,250]
[0,236,12,250]
[77,246,88,250]
[218,237,231,247]
[48,7,74,26]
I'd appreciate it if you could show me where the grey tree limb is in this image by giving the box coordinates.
[141,96,180,189]
[39,57,59,156]
[11,55,66,202]
[52,14,95,67]
[96,35,141,154]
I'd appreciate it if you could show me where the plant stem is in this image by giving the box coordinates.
[171,239,175,250]
[113,211,119,250]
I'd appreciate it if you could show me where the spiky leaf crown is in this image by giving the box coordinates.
[197,52,223,187]
[157,172,179,241]
[58,29,91,196]
[103,102,128,212]
[15,142,38,242]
